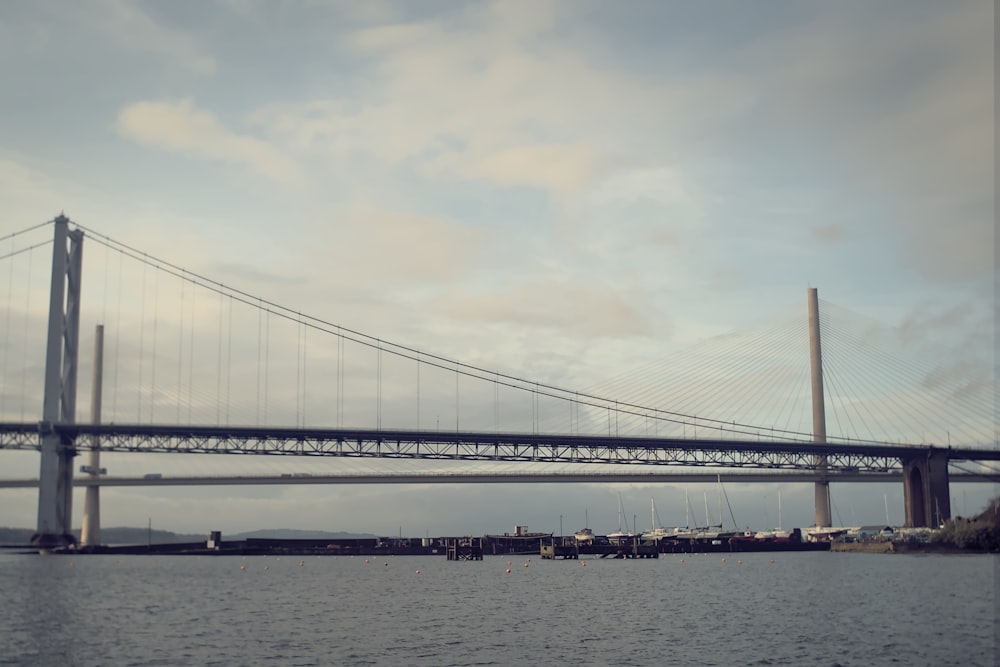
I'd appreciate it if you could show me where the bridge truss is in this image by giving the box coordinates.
[2,422,997,473]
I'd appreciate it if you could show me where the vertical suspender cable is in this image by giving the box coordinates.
[150,266,159,423]
[216,291,223,425]
[137,258,146,422]
[227,295,233,425]
[255,300,262,425]
[1,235,13,417]
[112,248,122,422]
[177,275,185,423]
[187,277,195,423]
[19,247,34,421]
[300,314,306,427]
[264,309,270,425]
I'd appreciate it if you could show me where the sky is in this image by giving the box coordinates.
[0,0,995,537]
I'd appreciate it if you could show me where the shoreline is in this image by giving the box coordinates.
[830,541,996,555]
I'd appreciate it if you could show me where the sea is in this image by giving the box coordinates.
[0,551,995,666]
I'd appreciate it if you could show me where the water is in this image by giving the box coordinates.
[0,552,994,666]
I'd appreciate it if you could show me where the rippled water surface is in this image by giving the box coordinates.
[0,551,995,666]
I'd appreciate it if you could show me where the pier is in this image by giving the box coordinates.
[446,537,483,561]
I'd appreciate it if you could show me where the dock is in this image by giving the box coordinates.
[540,538,579,559]
[445,537,483,561]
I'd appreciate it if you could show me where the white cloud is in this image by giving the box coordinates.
[99,0,216,74]
[432,278,653,339]
[247,4,738,198]
[301,204,493,288]
[727,2,994,282]
[117,100,302,184]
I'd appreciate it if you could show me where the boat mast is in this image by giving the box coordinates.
[717,474,723,528]
[616,492,624,532]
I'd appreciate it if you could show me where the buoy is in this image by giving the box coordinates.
[415,569,421,574]
[299,560,304,567]
[384,562,389,567]
[722,558,727,563]
[582,561,587,567]
[505,568,511,574]
[679,559,684,563]
[507,560,512,565]
[364,559,369,564]
[770,559,775,564]
[240,564,246,571]
[737,560,743,565]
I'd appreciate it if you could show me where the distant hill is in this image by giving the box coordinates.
[99,527,206,544]
[0,526,377,546]
[229,529,378,540]
[0,528,34,544]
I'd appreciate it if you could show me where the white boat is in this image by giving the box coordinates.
[754,491,790,539]
[642,526,681,540]
[575,509,594,543]
[607,492,634,541]
[641,498,677,540]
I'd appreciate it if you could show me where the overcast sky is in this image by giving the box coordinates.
[0,0,995,536]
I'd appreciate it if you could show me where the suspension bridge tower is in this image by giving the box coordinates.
[808,287,832,528]
[33,215,84,549]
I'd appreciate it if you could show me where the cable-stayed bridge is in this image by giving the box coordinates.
[0,216,996,547]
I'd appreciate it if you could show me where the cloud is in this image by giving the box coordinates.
[302,205,493,289]
[432,279,652,338]
[99,0,216,74]
[247,3,734,197]
[117,100,301,184]
[813,224,846,243]
[463,143,610,192]
[727,2,994,283]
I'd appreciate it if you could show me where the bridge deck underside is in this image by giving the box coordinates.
[4,423,995,473]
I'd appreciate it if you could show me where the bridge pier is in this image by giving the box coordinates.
[901,450,951,528]
[33,216,84,549]
[808,288,832,528]
[80,325,105,548]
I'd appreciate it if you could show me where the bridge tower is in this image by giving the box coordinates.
[808,288,832,528]
[33,215,84,548]
[80,324,105,548]
[901,450,951,527]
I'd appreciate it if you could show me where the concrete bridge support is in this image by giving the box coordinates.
[80,325,105,548]
[902,450,951,528]
[33,215,84,549]
[808,288,832,528]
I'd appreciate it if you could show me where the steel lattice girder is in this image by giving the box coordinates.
[4,422,997,472]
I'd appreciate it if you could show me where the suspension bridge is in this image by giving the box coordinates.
[0,216,996,548]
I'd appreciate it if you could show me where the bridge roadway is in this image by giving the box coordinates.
[2,422,999,472]
[0,470,994,489]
